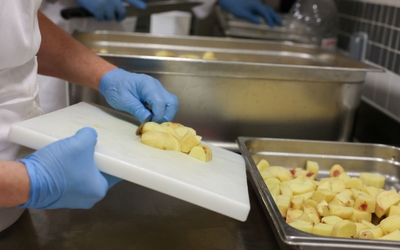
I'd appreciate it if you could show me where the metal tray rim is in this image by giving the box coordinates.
[237,136,400,249]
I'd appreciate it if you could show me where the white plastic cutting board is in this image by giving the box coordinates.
[8,102,250,221]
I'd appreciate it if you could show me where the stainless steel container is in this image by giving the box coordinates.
[237,137,400,250]
[216,7,306,43]
[70,31,382,151]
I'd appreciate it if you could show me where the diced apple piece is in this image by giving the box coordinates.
[266,183,280,195]
[277,168,293,182]
[280,186,293,199]
[354,194,376,213]
[188,143,212,162]
[174,126,196,138]
[256,159,270,171]
[259,169,274,180]
[180,131,200,153]
[375,190,400,218]
[317,200,330,217]
[286,209,304,223]
[387,205,400,217]
[346,177,364,190]
[378,230,400,241]
[304,199,318,210]
[306,160,319,179]
[359,227,383,239]
[348,208,372,223]
[331,220,356,238]
[289,221,314,234]
[195,135,202,143]
[338,172,351,182]
[202,51,217,60]
[293,191,314,201]
[303,204,320,224]
[265,177,281,184]
[329,197,346,206]
[379,215,400,235]
[155,50,176,57]
[276,195,291,217]
[351,188,367,199]
[140,121,167,134]
[168,134,181,151]
[313,223,333,236]
[361,219,376,229]
[161,121,184,129]
[335,189,354,207]
[268,166,286,177]
[363,185,381,198]
[359,173,385,189]
[321,216,343,226]
[355,223,369,238]
[289,183,314,195]
[296,212,314,224]
[290,196,304,210]
[330,164,345,178]
[317,181,331,191]
[329,205,354,219]
[141,131,178,151]
[330,179,346,193]
[312,189,336,203]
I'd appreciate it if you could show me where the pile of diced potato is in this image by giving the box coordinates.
[257,159,400,241]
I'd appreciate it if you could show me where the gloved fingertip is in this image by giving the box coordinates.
[77,127,98,139]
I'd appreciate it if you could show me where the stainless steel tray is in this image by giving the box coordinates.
[237,137,400,250]
[216,7,308,43]
[71,31,383,152]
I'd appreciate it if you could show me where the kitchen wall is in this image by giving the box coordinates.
[335,0,400,122]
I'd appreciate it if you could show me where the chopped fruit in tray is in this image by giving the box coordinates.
[256,159,400,241]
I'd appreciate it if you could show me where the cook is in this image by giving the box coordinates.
[0,0,178,232]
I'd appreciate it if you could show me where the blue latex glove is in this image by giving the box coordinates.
[219,0,282,27]
[18,127,121,209]
[99,68,179,123]
[77,0,147,21]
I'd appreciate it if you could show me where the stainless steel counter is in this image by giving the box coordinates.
[0,181,279,250]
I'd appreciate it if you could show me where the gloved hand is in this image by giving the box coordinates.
[18,128,121,209]
[99,68,179,123]
[77,0,147,21]
[219,0,282,27]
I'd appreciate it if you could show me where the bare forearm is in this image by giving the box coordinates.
[0,160,29,207]
[37,12,116,90]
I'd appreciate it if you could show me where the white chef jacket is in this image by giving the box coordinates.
[0,0,44,161]
[38,0,138,114]
[0,0,43,233]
